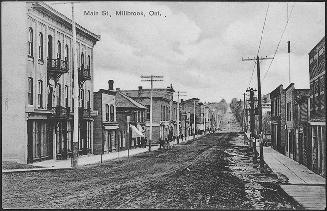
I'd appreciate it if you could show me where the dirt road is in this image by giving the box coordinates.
[2,110,302,209]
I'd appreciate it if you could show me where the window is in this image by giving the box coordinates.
[48,35,53,60]
[65,44,69,63]
[87,90,91,109]
[80,89,84,108]
[110,105,115,122]
[81,52,84,68]
[287,102,291,121]
[146,105,150,120]
[57,41,61,59]
[56,83,61,107]
[105,104,109,121]
[28,77,33,105]
[65,85,69,107]
[87,55,91,69]
[28,27,33,57]
[37,80,43,108]
[38,33,43,60]
[318,48,324,56]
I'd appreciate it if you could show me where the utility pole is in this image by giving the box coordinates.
[243,56,273,169]
[72,2,79,168]
[141,75,163,152]
[288,41,291,84]
[243,93,247,132]
[193,100,196,141]
[247,87,257,164]
[176,91,186,144]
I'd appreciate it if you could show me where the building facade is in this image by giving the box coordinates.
[2,2,100,163]
[93,81,119,155]
[119,85,174,144]
[116,90,146,150]
[308,36,326,176]
[270,85,287,155]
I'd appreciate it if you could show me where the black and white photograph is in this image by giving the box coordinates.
[1,1,326,209]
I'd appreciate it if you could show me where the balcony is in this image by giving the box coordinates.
[47,58,68,83]
[50,106,70,119]
[78,65,91,87]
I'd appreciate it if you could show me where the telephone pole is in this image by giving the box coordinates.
[175,91,186,144]
[243,56,273,169]
[72,2,79,168]
[141,75,163,152]
[247,87,257,164]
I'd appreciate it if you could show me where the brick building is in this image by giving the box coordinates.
[180,98,201,136]
[93,81,119,155]
[270,85,287,154]
[2,2,100,163]
[284,83,310,161]
[308,36,325,176]
[119,85,174,144]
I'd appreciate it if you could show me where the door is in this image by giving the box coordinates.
[27,120,33,163]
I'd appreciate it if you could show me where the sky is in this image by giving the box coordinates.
[50,1,325,103]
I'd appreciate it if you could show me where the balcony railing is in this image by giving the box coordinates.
[47,58,68,73]
[49,106,70,118]
[78,65,91,87]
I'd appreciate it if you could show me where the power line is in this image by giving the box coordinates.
[263,3,296,81]
[247,3,270,88]
[257,3,270,56]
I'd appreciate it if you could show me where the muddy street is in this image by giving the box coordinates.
[2,112,301,209]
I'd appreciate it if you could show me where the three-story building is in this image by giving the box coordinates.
[2,2,100,163]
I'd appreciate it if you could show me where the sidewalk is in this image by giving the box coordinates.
[262,146,326,210]
[3,134,203,173]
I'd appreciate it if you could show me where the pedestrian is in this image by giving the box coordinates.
[159,138,164,149]
[144,137,147,148]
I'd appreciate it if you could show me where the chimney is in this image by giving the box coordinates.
[138,86,142,91]
[108,80,114,90]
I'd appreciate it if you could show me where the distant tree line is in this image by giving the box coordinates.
[230,98,244,126]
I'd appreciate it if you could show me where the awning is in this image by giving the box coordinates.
[131,125,144,138]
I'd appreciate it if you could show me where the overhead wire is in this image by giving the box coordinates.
[247,3,270,88]
[262,3,295,80]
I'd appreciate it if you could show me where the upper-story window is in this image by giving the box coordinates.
[318,48,324,57]
[28,77,33,105]
[146,105,150,120]
[57,41,61,59]
[87,55,91,69]
[65,44,69,63]
[110,105,115,122]
[65,85,69,107]
[80,89,84,108]
[287,102,291,121]
[81,52,84,68]
[28,27,33,57]
[37,80,43,108]
[87,90,91,109]
[56,83,61,107]
[48,35,53,60]
[105,104,109,121]
[38,32,43,60]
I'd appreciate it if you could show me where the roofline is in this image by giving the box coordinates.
[116,92,146,109]
[309,36,325,55]
[285,83,295,91]
[32,1,101,43]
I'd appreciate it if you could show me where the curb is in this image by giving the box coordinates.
[2,167,73,173]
